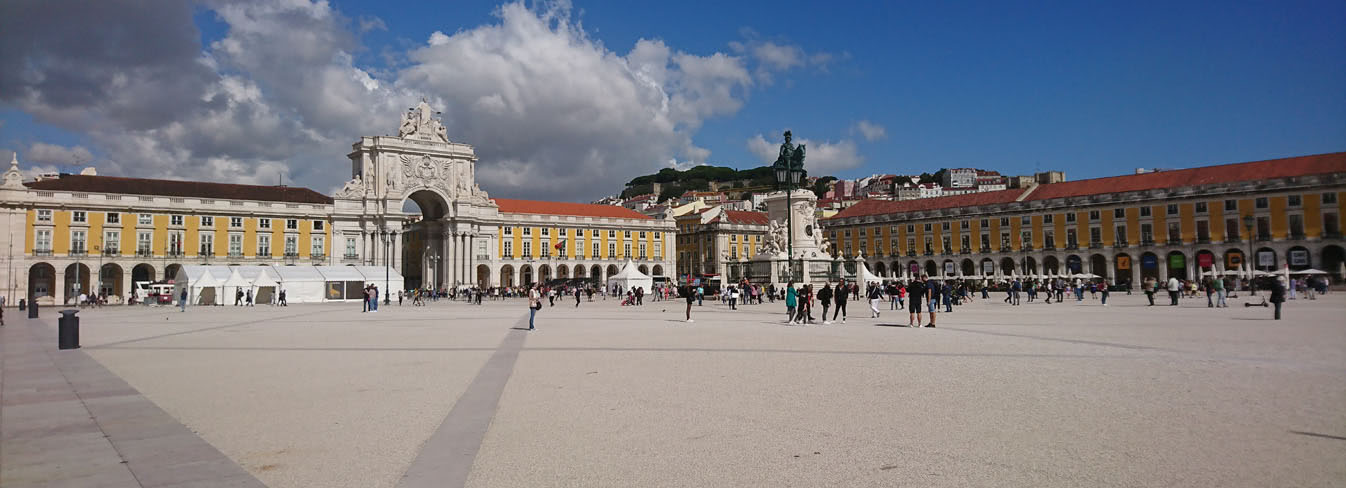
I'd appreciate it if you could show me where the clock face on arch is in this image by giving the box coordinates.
[804,224,814,237]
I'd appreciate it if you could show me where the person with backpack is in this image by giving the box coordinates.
[868,283,883,318]
[528,284,542,330]
[817,283,833,324]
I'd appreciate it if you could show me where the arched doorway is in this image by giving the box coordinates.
[538,264,552,282]
[1000,257,1016,276]
[891,261,901,277]
[1089,254,1108,279]
[556,264,569,279]
[573,265,586,279]
[476,264,490,287]
[401,188,452,291]
[979,258,994,276]
[1114,253,1133,285]
[1223,249,1244,272]
[591,264,602,281]
[521,265,533,285]
[132,263,156,284]
[1023,256,1038,275]
[1166,251,1187,280]
[63,263,91,304]
[652,264,664,277]
[941,259,955,277]
[1043,256,1060,275]
[1322,245,1345,281]
[906,260,919,278]
[874,261,887,277]
[638,264,649,275]
[1194,249,1216,275]
[500,264,515,287]
[606,264,619,280]
[1254,246,1277,272]
[99,263,124,298]
[1065,255,1083,275]
[1140,252,1160,280]
[961,259,975,276]
[29,263,56,304]
[164,263,183,283]
[1286,246,1311,271]
[924,260,938,277]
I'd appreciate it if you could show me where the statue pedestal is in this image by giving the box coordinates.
[729,189,835,286]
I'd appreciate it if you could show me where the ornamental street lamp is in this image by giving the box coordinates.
[381,229,397,304]
[771,133,805,282]
[1243,214,1256,295]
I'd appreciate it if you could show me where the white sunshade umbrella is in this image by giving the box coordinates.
[1290,268,1327,275]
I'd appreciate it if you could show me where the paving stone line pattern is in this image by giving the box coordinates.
[1,313,266,488]
[398,318,529,488]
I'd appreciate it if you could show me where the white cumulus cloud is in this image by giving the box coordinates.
[853,120,887,141]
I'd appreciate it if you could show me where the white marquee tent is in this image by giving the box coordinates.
[353,266,405,299]
[855,261,884,285]
[271,266,327,303]
[174,265,232,306]
[221,267,253,305]
[606,260,653,294]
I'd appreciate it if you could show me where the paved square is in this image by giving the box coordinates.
[4,292,1345,487]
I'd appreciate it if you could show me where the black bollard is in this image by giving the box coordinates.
[29,297,38,319]
[18,298,25,311]
[58,309,79,349]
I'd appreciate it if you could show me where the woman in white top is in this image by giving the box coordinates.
[527,285,542,331]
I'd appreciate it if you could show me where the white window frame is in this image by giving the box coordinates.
[284,235,298,255]
[73,211,87,223]
[103,230,120,253]
[228,233,243,255]
[106,212,120,224]
[259,218,271,229]
[259,234,272,256]
[171,214,184,226]
[311,235,324,257]
[138,213,153,225]
[230,217,244,228]
[37,209,53,222]
[201,216,214,227]
[36,229,52,252]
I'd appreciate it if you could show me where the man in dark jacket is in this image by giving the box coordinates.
[833,279,849,323]
[817,283,833,324]
[1270,278,1287,320]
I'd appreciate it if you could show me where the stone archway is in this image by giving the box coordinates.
[638,264,649,275]
[591,264,602,281]
[941,259,955,277]
[539,264,552,282]
[652,265,664,277]
[99,263,124,298]
[556,264,569,279]
[1065,255,1083,274]
[63,263,91,304]
[1286,246,1311,271]
[1114,253,1132,285]
[573,265,586,279]
[1322,245,1345,281]
[500,264,515,287]
[1023,256,1038,275]
[961,258,975,276]
[1254,247,1277,272]
[1000,257,1016,276]
[979,258,994,276]
[1139,252,1160,280]
[132,263,156,284]
[1166,251,1187,280]
[29,262,56,304]
[165,263,183,283]
[476,264,490,287]
[1089,254,1108,279]
[874,261,887,277]
[924,260,938,277]
[1043,255,1060,275]
[521,264,533,285]
[606,264,619,280]
[1223,249,1244,271]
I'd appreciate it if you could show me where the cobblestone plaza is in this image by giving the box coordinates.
[4,294,1343,487]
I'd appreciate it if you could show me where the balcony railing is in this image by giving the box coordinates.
[1000,245,1012,252]
[1064,243,1078,251]
[168,249,184,257]
[1166,238,1183,245]
[1289,232,1306,240]
[1021,245,1034,252]
[960,248,971,254]
[923,250,934,256]
[1140,238,1155,246]
[284,251,299,258]
[69,247,88,256]
[1113,240,1128,248]
[1324,231,1343,239]
[103,246,120,255]
[258,251,273,258]
[1256,233,1271,242]
[1196,237,1211,244]
[941,248,953,256]
[34,249,53,257]
[1089,241,1104,249]
[979,246,991,253]
[907,250,916,257]
[136,248,153,257]
[228,251,244,258]
[1043,244,1056,251]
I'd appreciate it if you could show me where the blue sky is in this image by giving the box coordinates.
[2,0,1344,199]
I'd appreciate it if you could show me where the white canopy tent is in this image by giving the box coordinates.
[606,260,653,294]
[238,266,281,304]
[271,266,327,303]
[174,265,231,306]
[1290,268,1328,275]
[221,267,253,304]
[317,266,367,300]
[855,261,884,285]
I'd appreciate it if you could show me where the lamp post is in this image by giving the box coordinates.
[772,159,804,282]
[1243,214,1256,295]
[381,229,396,304]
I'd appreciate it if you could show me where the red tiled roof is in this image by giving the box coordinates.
[720,210,768,225]
[493,198,653,219]
[825,189,1027,220]
[1023,152,1346,201]
[24,174,333,204]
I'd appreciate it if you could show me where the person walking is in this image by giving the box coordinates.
[179,287,188,312]
[1167,276,1181,306]
[527,284,541,330]
[785,281,798,324]
[833,280,849,323]
[868,283,883,318]
[1143,277,1156,306]
[728,285,739,311]
[1100,280,1110,306]
[927,278,940,327]
[1270,277,1286,320]
[235,288,244,306]
[942,281,953,313]
[1214,276,1227,307]
[279,289,287,306]
[246,289,254,307]
[362,287,370,312]
[681,281,695,322]
[817,283,833,324]
[908,275,927,327]
[575,288,582,307]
